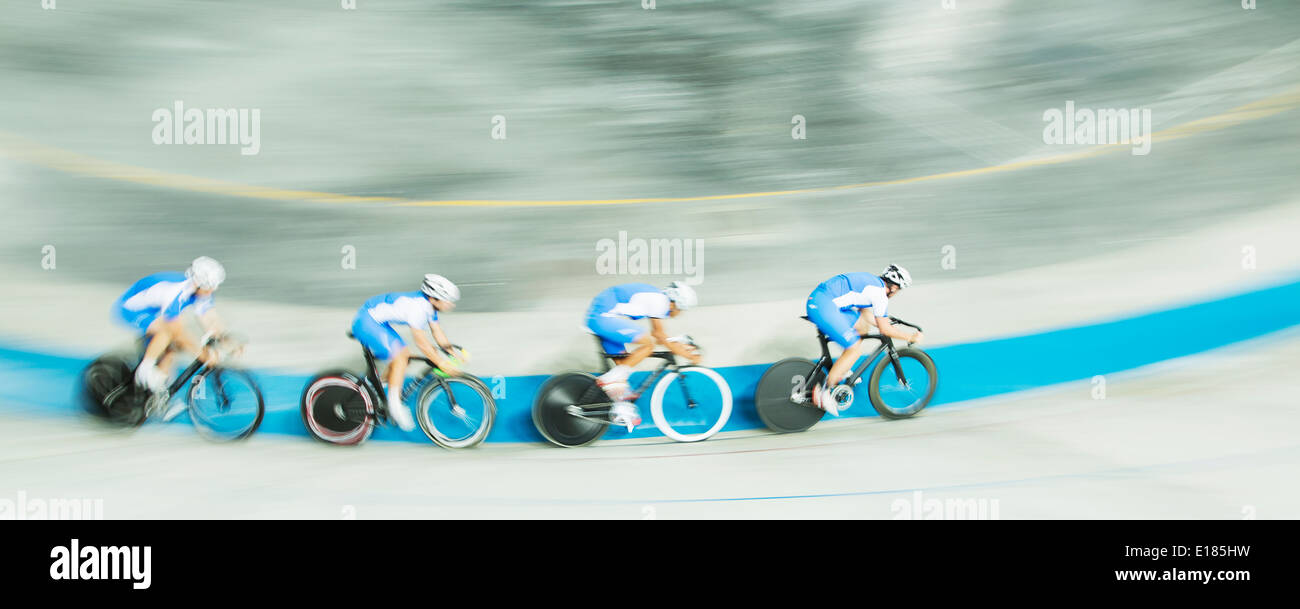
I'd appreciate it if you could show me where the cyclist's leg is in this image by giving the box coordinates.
[806,290,861,412]
[128,311,172,390]
[589,316,649,372]
[385,345,409,398]
[116,301,161,354]
[382,346,416,430]
[352,315,414,430]
[587,316,648,428]
[588,315,652,402]
[156,342,178,379]
[351,314,402,378]
[827,333,864,387]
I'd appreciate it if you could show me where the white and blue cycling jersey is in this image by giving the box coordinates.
[585,283,671,354]
[351,291,439,360]
[112,272,214,335]
[805,272,890,348]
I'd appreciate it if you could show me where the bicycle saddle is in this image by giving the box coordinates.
[799,316,831,339]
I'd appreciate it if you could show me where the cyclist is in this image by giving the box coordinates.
[351,274,464,432]
[805,265,923,416]
[587,280,701,430]
[112,256,227,395]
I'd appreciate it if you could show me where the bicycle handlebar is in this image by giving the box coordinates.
[887,316,923,332]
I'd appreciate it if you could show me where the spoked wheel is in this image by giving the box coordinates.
[81,356,147,428]
[531,372,609,448]
[754,357,826,433]
[867,348,938,419]
[649,366,732,442]
[187,368,265,442]
[416,376,496,449]
[301,370,376,446]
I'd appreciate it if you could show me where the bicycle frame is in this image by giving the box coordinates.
[166,357,211,397]
[132,338,224,399]
[571,339,701,419]
[353,338,467,416]
[805,316,923,390]
[606,352,677,400]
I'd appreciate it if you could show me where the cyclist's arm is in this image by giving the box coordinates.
[429,321,454,352]
[198,309,224,337]
[412,325,461,375]
[649,318,700,362]
[855,309,877,332]
[870,314,920,342]
[162,316,201,353]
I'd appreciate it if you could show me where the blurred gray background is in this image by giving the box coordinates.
[2,0,1298,312]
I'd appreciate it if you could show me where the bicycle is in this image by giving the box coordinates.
[754,316,937,433]
[531,335,733,447]
[300,331,496,448]
[80,334,265,441]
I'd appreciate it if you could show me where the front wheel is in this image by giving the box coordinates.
[416,376,496,449]
[187,368,265,442]
[531,372,608,448]
[649,366,732,442]
[301,370,376,445]
[754,357,826,433]
[867,348,938,419]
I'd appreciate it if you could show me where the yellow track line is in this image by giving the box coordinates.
[2,87,1297,208]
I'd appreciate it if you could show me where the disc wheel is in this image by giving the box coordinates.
[754,357,826,433]
[531,372,608,448]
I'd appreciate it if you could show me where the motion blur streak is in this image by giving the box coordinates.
[0,0,1298,518]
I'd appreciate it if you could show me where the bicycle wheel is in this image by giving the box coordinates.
[867,348,938,419]
[754,357,826,433]
[187,368,265,442]
[301,370,376,445]
[649,366,732,442]
[531,372,607,448]
[416,376,496,449]
[81,356,147,427]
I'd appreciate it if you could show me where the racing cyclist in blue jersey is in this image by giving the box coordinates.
[112,256,227,394]
[805,265,923,416]
[351,274,464,432]
[588,280,701,430]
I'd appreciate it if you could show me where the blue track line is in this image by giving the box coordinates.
[1,275,1298,444]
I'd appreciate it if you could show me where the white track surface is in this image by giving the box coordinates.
[2,329,1296,519]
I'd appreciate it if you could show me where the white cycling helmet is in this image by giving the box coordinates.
[421,274,460,302]
[663,280,698,310]
[880,264,912,289]
[186,256,226,290]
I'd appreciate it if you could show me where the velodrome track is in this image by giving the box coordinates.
[1,1,1299,518]
[1,329,1298,519]
[1,201,1297,517]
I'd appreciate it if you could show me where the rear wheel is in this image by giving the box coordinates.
[867,348,938,419]
[416,376,496,449]
[754,358,826,433]
[81,356,147,428]
[531,372,608,448]
[301,370,376,445]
